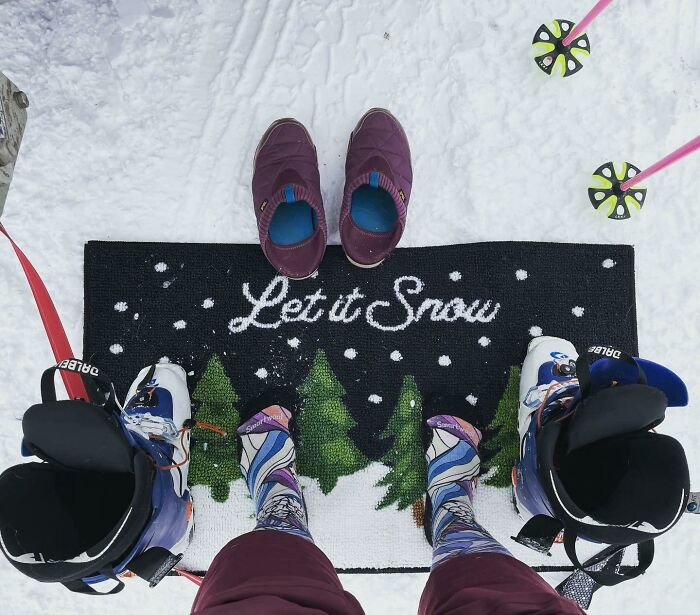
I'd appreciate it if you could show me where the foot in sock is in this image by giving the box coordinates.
[238,405,312,541]
[426,415,511,570]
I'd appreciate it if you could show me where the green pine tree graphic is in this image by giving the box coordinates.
[483,366,521,488]
[189,354,241,502]
[297,350,370,494]
[375,375,427,526]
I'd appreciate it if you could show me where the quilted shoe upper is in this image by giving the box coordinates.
[340,109,412,266]
[252,119,327,279]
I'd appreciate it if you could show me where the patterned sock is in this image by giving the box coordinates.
[238,405,312,541]
[426,415,511,570]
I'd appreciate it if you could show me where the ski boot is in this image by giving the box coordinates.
[512,336,691,589]
[0,360,194,594]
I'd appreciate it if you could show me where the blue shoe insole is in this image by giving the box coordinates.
[350,185,398,233]
[268,200,317,245]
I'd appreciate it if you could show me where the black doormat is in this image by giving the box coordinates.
[83,241,637,573]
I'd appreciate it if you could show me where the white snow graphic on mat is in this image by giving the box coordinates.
[255,368,268,379]
[368,394,382,404]
[202,298,215,309]
[288,337,300,348]
[154,262,168,272]
[390,350,402,361]
[516,269,528,281]
[438,355,451,366]
[449,271,462,281]
[173,320,187,330]
[602,259,616,269]
[114,301,128,312]
[344,348,357,359]
[572,306,585,317]
[109,344,123,355]
[466,395,478,406]
[478,336,491,347]
[529,326,542,337]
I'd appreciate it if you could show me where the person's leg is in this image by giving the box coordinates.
[190,404,363,615]
[419,415,584,615]
[238,405,312,540]
[425,415,511,570]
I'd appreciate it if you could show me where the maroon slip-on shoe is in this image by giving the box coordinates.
[252,119,327,280]
[339,108,412,268]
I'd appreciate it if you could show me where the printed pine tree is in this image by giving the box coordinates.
[375,375,427,527]
[189,354,241,502]
[297,350,370,494]
[483,366,521,487]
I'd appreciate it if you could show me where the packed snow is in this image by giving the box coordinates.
[0,1,698,614]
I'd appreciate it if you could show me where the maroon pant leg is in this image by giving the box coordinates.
[190,530,364,615]
[419,552,585,615]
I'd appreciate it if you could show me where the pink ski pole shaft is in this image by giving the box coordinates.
[563,0,615,46]
[620,134,700,192]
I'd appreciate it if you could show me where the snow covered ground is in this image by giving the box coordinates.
[0,0,698,613]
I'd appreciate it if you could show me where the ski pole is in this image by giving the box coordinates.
[620,134,700,192]
[562,0,615,47]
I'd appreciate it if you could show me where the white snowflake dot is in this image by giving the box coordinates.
[114,301,128,312]
[529,326,543,337]
[516,269,528,281]
[159,356,170,363]
[390,350,403,361]
[368,394,382,404]
[478,336,491,347]
[449,271,462,282]
[409,399,416,408]
[154,262,168,272]
[572,306,585,317]
[109,344,123,355]
[602,258,616,269]
[344,348,357,359]
[255,368,268,379]
[162,280,171,289]
[202,298,215,309]
[173,320,187,330]
[133,313,139,320]
[438,355,451,367]
[466,394,478,406]
[287,337,300,348]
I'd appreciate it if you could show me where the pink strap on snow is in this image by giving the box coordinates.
[175,568,203,586]
[563,0,615,46]
[620,134,700,192]
[0,222,88,401]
